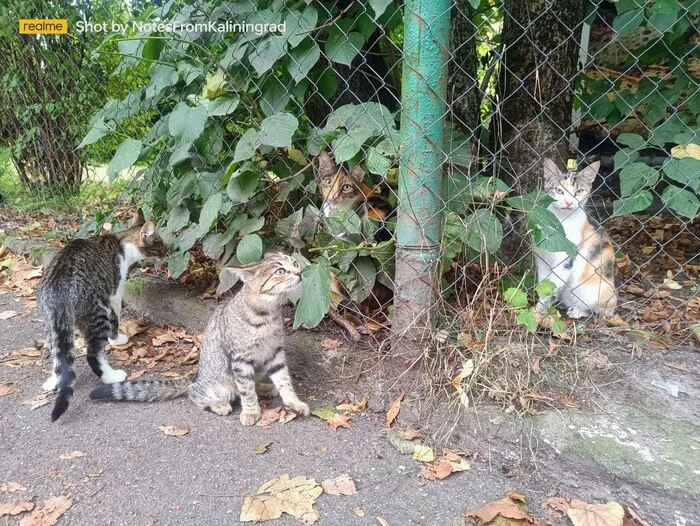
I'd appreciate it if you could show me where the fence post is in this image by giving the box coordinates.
[391,0,451,347]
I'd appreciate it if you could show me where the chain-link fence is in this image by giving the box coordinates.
[1,0,698,367]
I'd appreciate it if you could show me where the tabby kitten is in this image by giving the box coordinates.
[39,210,166,422]
[534,159,617,319]
[316,151,393,225]
[90,251,310,426]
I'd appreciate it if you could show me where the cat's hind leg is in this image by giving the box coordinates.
[188,381,236,416]
[255,372,278,399]
[107,305,128,346]
[85,312,127,384]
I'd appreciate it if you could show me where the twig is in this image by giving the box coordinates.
[301,1,356,34]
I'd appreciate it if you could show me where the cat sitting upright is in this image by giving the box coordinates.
[533,158,617,319]
[39,209,166,422]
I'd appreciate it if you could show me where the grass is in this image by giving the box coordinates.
[0,148,128,213]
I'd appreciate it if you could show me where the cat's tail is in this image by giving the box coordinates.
[89,378,190,402]
[49,312,76,422]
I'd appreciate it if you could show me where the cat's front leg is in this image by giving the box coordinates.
[232,362,260,425]
[266,349,309,416]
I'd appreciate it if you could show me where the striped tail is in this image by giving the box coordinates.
[90,378,190,402]
[50,313,76,422]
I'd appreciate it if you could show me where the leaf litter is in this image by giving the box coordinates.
[0,498,34,517]
[311,406,351,431]
[320,474,357,496]
[18,495,72,526]
[0,483,27,493]
[158,425,190,437]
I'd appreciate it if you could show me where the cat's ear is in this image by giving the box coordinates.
[542,158,562,185]
[139,222,157,244]
[316,151,336,181]
[224,261,261,283]
[349,163,366,183]
[578,161,600,186]
[132,208,146,226]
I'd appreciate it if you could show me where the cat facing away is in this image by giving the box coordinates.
[39,210,166,422]
[533,159,617,319]
[90,251,310,426]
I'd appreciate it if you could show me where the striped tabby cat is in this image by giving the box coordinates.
[39,210,165,422]
[534,159,617,319]
[90,251,310,426]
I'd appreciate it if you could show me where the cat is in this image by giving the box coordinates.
[316,151,393,226]
[90,251,310,426]
[533,158,617,319]
[38,209,166,422]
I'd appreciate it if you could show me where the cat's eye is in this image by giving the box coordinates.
[324,178,332,186]
[293,261,299,268]
[342,184,353,192]
[275,268,285,275]
[554,188,564,194]
[575,189,584,194]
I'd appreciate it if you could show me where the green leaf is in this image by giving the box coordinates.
[535,279,557,299]
[316,69,338,100]
[331,133,362,163]
[236,234,263,264]
[613,148,639,172]
[238,216,266,236]
[197,192,223,237]
[260,79,290,117]
[287,39,320,83]
[663,157,700,193]
[619,163,659,197]
[506,192,554,211]
[550,315,566,335]
[275,209,304,249]
[249,35,287,75]
[325,29,364,67]
[661,185,700,219]
[369,0,392,19]
[168,251,190,279]
[167,205,190,232]
[202,233,225,260]
[207,95,239,117]
[516,309,538,332]
[259,113,299,147]
[168,143,193,167]
[146,64,179,98]
[293,256,332,329]
[527,206,576,257]
[648,0,679,32]
[167,175,197,207]
[612,7,644,36]
[345,256,376,303]
[142,37,164,60]
[285,6,318,48]
[169,102,208,144]
[107,138,142,182]
[233,129,260,163]
[617,133,645,149]
[366,147,392,176]
[78,116,109,148]
[504,287,528,309]
[226,168,259,204]
[612,190,654,216]
[462,209,503,254]
[177,224,200,252]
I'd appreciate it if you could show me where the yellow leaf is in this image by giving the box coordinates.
[336,394,368,413]
[353,507,365,517]
[451,359,475,390]
[158,425,190,437]
[202,69,227,100]
[411,444,435,463]
[287,146,307,165]
[385,393,403,428]
[240,474,322,522]
[671,143,700,159]
[567,500,624,526]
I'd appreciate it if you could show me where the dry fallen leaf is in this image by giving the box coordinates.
[254,442,272,455]
[21,392,51,410]
[120,316,150,338]
[311,406,351,431]
[542,496,570,518]
[59,451,86,460]
[159,425,190,437]
[152,332,180,347]
[256,406,298,428]
[0,498,34,517]
[623,506,652,526]
[0,310,18,320]
[411,444,435,463]
[336,394,368,413]
[239,474,322,523]
[464,492,540,525]
[385,393,403,428]
[320,474,357,496]
[0,483,27,493]
[0,382,20,397]
[402,428,421,440]
[382,428,421,455]
[567,500,624,526]
[127,369,146,381]
[352,507,365,517]
[376,517,390,526]
[420,460,453,481]
[18,495,71,526]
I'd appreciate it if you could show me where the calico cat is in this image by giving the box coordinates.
[316,151,393,226]
[533,158,617,319]
[90,251,310,426]
[39,210,166,422]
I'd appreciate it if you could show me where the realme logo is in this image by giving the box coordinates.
[19,19,68,34]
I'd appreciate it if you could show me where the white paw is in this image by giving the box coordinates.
[108,334,129,346]
[42,374,58,391]
[101,369,127,384]
[566,307,589,319]
[240,411,260,426]
[535,300,549,313]
[287,400,310,416]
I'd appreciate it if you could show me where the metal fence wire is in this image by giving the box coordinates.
[1,0,698,357]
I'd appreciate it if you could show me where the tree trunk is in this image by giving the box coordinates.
[496,0,586,262]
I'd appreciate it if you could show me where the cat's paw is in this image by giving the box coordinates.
[536,297,554,313]
[240,410,260,426]
[101,369,128,384]
[209,403,233,416]
[566,307,591,320]
[256,383,279,399]
[42,374,58,391]
[108,334,129,346]
[287,400,310,416]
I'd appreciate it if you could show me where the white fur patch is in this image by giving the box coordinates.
[108,334,129,346]
[101,368,127,384]
[42,374,58,391]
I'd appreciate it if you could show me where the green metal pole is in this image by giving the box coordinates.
[392,0,451,345]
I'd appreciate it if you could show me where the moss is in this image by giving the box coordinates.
[185,301,211,315]
[124,276,148,296]
[28,246,58,267]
